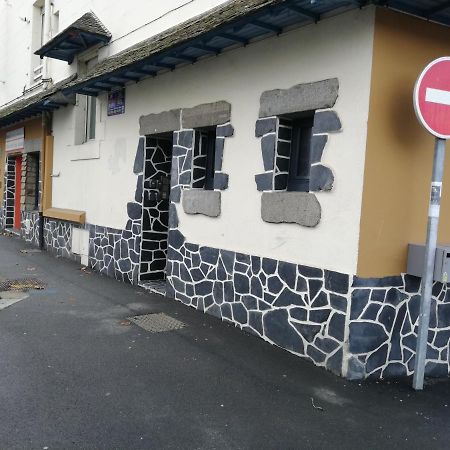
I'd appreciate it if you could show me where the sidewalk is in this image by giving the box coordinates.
[0,233,449,449]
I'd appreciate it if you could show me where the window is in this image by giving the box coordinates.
[192,128,216,190]
[84,96,96,141]
[287,116,313,192]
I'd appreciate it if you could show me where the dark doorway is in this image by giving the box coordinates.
[13,155,22,230]
[139,134,173,284]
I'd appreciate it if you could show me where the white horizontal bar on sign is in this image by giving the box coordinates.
[425,87,450,106]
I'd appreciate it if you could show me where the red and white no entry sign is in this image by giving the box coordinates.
[414,57,450,139]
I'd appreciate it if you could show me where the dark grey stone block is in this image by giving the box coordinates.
[352,276,404,288]
[264,309,304,353]
[133,138,145,174]
[292,323,321,343]
[261,192,321,227]
[309,164,334,191]
[259,78,339,118]
[134,175,143,203]
[273,288,304,307]
[262,136,276,171]
[139,109,181,135]
[214,138,224,171]
[378,304,396,333]
[328,312,345,342]
[278,261,296,290]
[312,111,342,134]
[178,130,194,148]
[382,363,407,378]
[330,294,347,313]
[350,289,370,320]
[168,203,178,229]
[127,202,142,220]
[216,123,234,138]
[385,288,408,306]
[324,270,349,294]
[255,173,273,192]
[310,135,328,164]
[182,101,231,129]
[168,229,185,250]
[214,173,229,190]
[255,117,277,137]
[349,322,388,353]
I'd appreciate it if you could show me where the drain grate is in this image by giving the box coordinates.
[0,278,46,291]
[128,313,186,333]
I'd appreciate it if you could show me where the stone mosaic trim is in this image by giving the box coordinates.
[43,216,142,284]
[255,111,341,193]
[21,210,40,247]
[166,230,349,376]
[140,136,172,281]
[43,218,75,260]
[255,79,341,229]
[347,275,450,380]
[88,223,141,284]
[3,156,15,229]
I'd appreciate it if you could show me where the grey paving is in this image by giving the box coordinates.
[0,233,449,449]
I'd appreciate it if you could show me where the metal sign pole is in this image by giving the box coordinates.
[413,137,446,390]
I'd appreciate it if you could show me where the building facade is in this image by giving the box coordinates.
[1,0,450,380]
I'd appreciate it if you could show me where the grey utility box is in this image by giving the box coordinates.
[407,244,450,283]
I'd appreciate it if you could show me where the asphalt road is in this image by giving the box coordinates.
[0,233,449,450]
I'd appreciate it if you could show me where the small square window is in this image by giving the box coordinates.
[192,127,216,190]
[284,115,314,192]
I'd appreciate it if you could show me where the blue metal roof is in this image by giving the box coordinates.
[2,0,450,128]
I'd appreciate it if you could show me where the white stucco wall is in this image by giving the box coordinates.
[51,7,375,275]
[0,0,229,106]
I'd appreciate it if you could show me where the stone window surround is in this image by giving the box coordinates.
[139,101,234,218]
[255,78,342,228]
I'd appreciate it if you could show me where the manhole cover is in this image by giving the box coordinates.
[128,313,186,333]
[0,278,46,291]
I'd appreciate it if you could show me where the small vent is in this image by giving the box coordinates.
[0,278,46,291]
[128,313,185,333]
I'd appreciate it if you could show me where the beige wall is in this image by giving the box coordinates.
[358,8,450,277]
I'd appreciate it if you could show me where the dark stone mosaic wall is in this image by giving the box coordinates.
[166,228,348,375]
[20,210,40,247]
[347,275,450,380]
[140,136,172,281]
[88,223,141,284]
[43,218,75,260]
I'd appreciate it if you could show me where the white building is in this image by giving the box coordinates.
[2,0,450,380]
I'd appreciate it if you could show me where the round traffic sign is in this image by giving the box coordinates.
[414,57,450,139]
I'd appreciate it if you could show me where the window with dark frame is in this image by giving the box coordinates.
[287,115,314,192]
[192,127,216,190]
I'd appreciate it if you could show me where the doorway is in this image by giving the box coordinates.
[13,155,22,230]
[139,134,173,291]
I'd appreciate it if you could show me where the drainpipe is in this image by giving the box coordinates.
[39,111,52,250]
[42,0,52,81]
